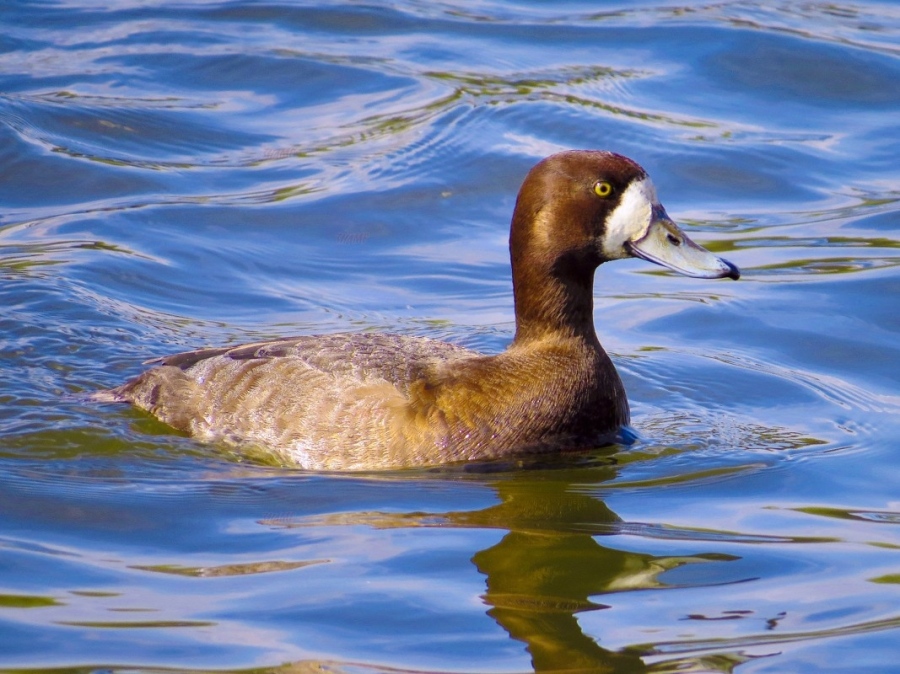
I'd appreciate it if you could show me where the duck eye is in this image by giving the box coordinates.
[593,181,613,198]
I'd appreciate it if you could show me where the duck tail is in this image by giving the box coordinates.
[86,388,128,404]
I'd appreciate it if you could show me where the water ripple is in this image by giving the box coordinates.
[2,1,899,672]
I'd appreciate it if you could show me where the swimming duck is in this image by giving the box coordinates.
[97,151,739,470]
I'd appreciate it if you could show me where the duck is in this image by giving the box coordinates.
[95,151,739,471]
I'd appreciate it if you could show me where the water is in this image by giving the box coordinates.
[1,1,899,672]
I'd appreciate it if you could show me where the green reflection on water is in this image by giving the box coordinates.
[0,594,62,609]
[870,574,900,584]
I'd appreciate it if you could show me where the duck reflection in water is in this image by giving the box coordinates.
[456,470,745,672]
[269,462,750,673]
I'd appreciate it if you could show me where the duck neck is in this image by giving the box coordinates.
[511,252,601,346]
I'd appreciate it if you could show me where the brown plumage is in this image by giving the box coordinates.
[96,151,739,470]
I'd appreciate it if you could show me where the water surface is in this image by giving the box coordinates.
[1,2,899,672]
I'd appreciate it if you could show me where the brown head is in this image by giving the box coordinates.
[509,151,739,343]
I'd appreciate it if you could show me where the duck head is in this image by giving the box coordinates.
[512,150,739,280]
[509,151,739,341]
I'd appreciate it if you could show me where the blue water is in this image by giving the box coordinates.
[1,1,899,672]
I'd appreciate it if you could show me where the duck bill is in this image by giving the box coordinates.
[626,210,740,280]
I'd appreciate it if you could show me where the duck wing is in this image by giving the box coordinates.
[146,332,477,393]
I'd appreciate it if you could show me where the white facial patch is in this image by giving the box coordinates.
[601,177,659,260]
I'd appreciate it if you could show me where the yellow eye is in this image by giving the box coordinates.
[594,181,613,198]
